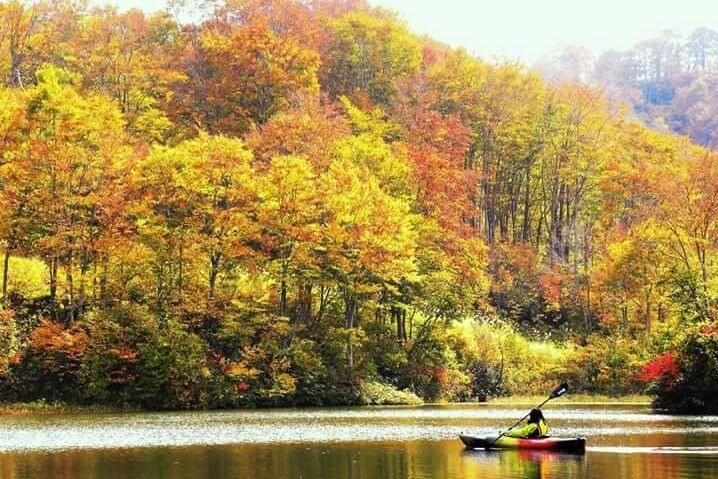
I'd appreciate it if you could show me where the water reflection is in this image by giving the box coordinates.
[0,442,583,479]
[3,440,718,479]
[462,449,586,479]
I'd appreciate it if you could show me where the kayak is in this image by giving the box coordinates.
[460,434,586,451]
[459,434,586,452]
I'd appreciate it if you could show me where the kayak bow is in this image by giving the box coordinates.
[460,434,586,452]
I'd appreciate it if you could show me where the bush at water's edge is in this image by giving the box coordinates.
[639,324,718,414]
[0,306,654,410]
[358,381,423,406]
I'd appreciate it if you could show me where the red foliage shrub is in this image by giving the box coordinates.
[8,352,22,365]
[636,352,681,386]
[28,320,88,374]
[538,270,563,309]
[433,366,448,384]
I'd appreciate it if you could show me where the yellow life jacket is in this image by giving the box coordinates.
[531,419,549,438]
[506,418,549,438]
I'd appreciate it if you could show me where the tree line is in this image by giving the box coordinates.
[0,0,715,408]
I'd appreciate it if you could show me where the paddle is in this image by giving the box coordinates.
[488,382,568,447]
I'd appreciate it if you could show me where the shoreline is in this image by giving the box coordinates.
[480,394,651,406]
[0,394,652,415]
[0,401,142,416]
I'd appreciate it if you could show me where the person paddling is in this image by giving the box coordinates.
[504,408,549,438]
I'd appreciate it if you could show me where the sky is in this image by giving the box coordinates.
[95,0,718,64]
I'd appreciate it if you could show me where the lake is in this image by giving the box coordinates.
[2,403,718,478]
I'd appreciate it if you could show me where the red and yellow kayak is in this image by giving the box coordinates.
[459,434,586,452]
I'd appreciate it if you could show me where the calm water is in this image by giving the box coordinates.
[2,403,718,478]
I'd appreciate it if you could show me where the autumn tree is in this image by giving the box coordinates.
[0,85,26,302]
[1,66,130,321]
[67,7,183,143]
[321,11,421,105]
[319,154,417,378]
[0,0,81,87]
[245,97,349,170]
[259,155,320,319]
[171,15,320,136]
[134,134,260,313]
[655,149,718,320]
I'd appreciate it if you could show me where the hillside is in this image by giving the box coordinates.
[0,0,716,410]
[537,28,718,149]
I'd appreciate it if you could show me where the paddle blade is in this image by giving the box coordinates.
[550,382,568,399]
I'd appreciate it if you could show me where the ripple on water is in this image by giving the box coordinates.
[2,406,718,453]
[588,446,718,455]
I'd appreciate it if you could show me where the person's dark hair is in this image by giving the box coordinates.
[528,408,545,424]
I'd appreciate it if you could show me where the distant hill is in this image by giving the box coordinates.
[535,29,718,149]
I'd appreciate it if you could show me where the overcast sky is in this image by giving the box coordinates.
[96,0,718,64]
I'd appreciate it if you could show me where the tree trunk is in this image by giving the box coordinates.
[2,249,9,304]
[49,257,58,320]
[585,277,592,334]
[177,240,184,303]
[66,249,74,324]
[522,164,532,242]
[622,305,628,329]
[344,290,358,380]
[99,254,108,306]
[209,251,220,299]
[295,283,312,324]
[279,278,287,317]
[78,248,90,320]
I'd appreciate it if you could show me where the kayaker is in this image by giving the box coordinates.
[505,408,549,438]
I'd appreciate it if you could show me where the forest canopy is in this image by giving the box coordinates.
[0,0,716,409]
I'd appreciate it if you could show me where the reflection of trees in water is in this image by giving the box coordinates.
[2,438,716,479]
[461,449,586,479]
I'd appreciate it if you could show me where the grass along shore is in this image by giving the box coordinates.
[0,400,141,415]
[0,394,650,415]
[480,394,651,406]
